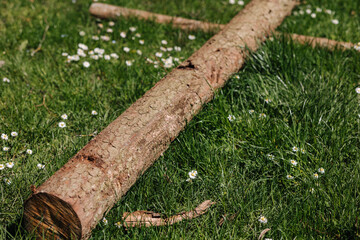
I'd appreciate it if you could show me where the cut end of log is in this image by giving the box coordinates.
[23,193,82,240]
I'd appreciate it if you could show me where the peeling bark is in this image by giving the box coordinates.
[90,3,355,51]
[23,0,298,239]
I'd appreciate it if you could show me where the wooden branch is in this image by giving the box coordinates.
[89,3,222,32]
[23,0,298,239]
[122,200,215,228]
[90,3,355,51]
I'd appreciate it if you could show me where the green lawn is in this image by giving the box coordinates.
[0,0,360,239]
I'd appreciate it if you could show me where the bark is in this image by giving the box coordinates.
[23,0,298,239]
[90,3,355,51]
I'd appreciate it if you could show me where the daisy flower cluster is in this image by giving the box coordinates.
[229,0,245,6]
[61,18,191,72]
[292,5,339,24]
[1,131,41,185]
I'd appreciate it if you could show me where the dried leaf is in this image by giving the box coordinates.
[123,200,215,228]
[258,228,271,240]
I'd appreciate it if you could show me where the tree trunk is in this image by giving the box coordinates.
[90,3,355,51]
[23,0,298,239]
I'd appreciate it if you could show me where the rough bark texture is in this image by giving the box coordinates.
[89,3,222,32]
[23,0,298,239]
[90,3,355,51]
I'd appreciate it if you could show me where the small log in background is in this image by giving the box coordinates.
[90,3,355,51]
[23,0,298,239]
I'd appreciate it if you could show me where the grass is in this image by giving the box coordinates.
[0,0,360,239]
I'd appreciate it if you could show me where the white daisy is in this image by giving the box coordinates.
[4,178,11,185]
[97,23,103,28]
[91,110,98,115]
[3,77,10,83]
[11,132,18,137]
[91,55,99,60]
[290,159,298,166]
[161,40,168,45]
[123,47,130,53]
[292,146,299,152]
[58,122,66,128]
[259,113,266,118]
[136,50,142,55]
[135,33,141,38]
[129,27,137,32]
[227,114,236,122]
[188,170,198,179]
[331,19,339,25]
[286,174,294,179]
[0,164,4,170]
[249,109,255,114]
[102,217,108,225]
[313,173,319,179]
[355,87,360,94]
[305,9,312,14]
[229,0,235,4]
[125,60,133,66]
[37,163,45,169]
[238,0,244,5]
[62,52,68,57]
[3,147,10,151]
[114,222,122,228]
[316,7,322,12]
[79,31,85,36]
[26,149,33,154]
[174,46,181,52]
[104,55,111,60]
[139,39,144,45]
[188,35,196,40]
[300,148,305,154]
[1,134,8,140]
[109,21,115,26]
[78,43,88,51]
[83,61,90,68]
[110,53,119,59]
[267,154,274,160]
[318,167,325,174]
[101,35,110,41]
[167,47,173,51]
[258,215,268,224]
[155,52,163,58]
[106,28,113,33]
[265,98,271,104]
[61,114,68,120]
[6,162,14,168]
[120,32,127,38]
[160,46,167,52]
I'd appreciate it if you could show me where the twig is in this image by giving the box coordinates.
[31,18,50,56]
[35,94,55,115]
[122,200,216,228]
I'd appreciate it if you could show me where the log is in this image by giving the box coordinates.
[89,3,355,51]
[23,0,298,239]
